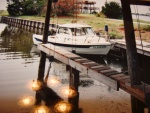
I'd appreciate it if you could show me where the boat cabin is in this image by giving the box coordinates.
[56,23,96,36]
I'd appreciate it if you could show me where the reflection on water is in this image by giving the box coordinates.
[0,25,131,113]
[1,27,33,58]
[0,27,40,112]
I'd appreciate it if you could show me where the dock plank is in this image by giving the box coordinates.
[88,69,119,90]
[105,71,121,76]
[82,62,100,67]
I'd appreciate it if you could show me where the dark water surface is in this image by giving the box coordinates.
[0,26,132,113]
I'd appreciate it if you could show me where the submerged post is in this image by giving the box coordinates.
[69,66,80,113]
[37,0,53,81]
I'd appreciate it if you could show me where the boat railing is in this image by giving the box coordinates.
[84,36,94,43]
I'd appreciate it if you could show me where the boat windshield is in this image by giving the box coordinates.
[70,27,95,36]
[58,27,70,34]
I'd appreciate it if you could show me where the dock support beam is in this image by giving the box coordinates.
[69,66,80,113]
[120,0,145,113]
[120,0,141,86]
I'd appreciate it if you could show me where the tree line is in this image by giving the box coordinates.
[6,0,122,19]
[7,0,47,16]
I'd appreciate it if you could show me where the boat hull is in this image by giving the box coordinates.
[33,36,111,55]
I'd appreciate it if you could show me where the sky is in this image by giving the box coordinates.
[0,0,7,10]
[88,0,150,14]
[0,0,149,14]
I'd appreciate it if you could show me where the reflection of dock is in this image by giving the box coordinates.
[37,43,150,106]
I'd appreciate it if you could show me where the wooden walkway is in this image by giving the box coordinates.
[37,43,150,106]
[110,39,150,57]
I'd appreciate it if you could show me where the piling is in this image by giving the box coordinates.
[37,0,53,82]
[68,66,80,113]
[121,0,146,112]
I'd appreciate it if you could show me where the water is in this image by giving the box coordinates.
[0,25,132,113]
[0,27,40,112]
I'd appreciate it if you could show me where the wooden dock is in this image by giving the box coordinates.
[37,43,150,106]
[110,39,150,57]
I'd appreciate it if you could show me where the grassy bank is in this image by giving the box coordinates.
[20,14,124,30]
[20,14,125,39]
[19,14,150,40]
[1,13,150,40]
[0,10,8,16]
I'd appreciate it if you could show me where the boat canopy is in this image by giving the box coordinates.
[57,24,95,36]
[58,23,92,28]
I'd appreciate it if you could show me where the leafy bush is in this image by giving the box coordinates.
[109,31,123,39]
[7,1,23,16]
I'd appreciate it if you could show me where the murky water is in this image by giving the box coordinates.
[0,25,132,113]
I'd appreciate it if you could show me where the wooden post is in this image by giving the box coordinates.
[29,21,32,32]
[69,66,80,113]
[33,21,36,33]
[120,0,145,113]
[20,19,23,29]
[120,0,141,85]
[37,0,52,81]
[66,65,70,71]
[131,96,145,113]
[23,20,26,30]
[27,21,29,31]
[104,24,109,41]
[17,19,19,28]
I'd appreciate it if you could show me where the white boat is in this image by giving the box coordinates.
[33,23,111,55]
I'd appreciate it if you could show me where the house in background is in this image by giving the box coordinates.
[77,0,100,14]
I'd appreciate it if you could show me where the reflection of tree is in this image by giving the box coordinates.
[1,27,33,58]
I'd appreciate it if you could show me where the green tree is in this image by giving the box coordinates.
[22,0,36,15]
[35,0,47,16]
[22,0,46,16]
[101,1,122,19]
[7,0,47,16]
[7,0,24,16]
